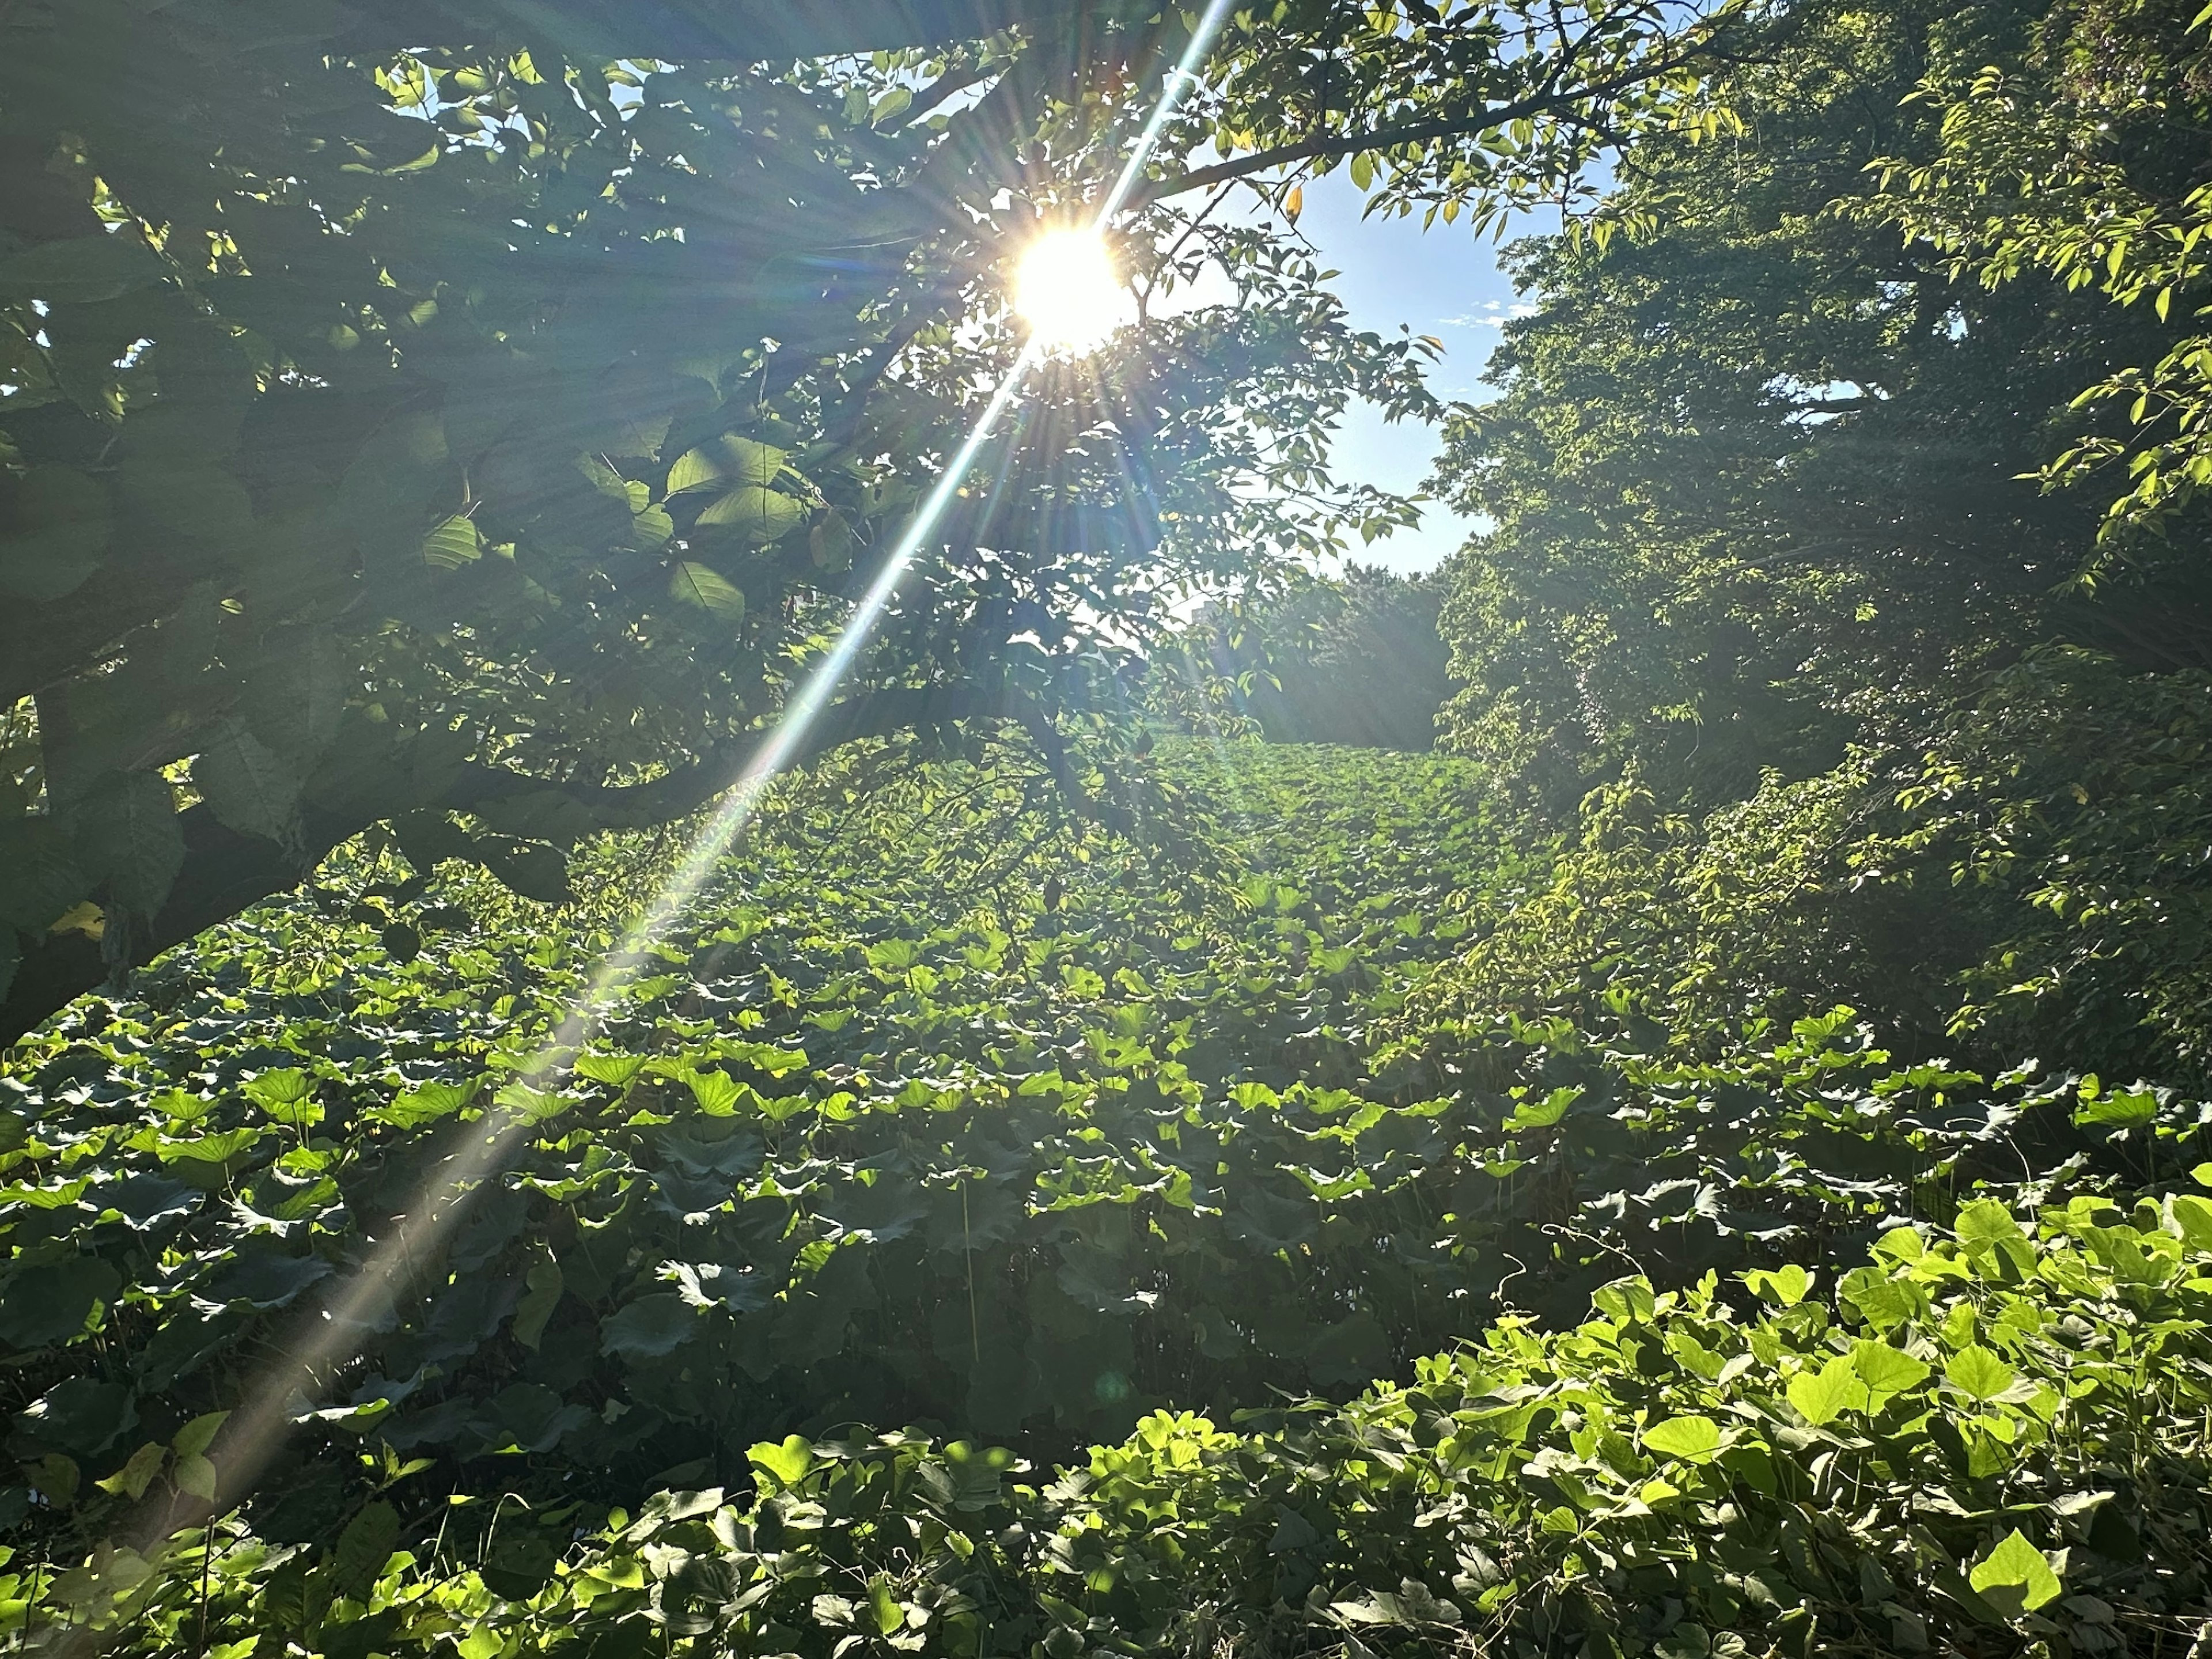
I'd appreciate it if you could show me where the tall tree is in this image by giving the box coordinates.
[1431,0,2211,810]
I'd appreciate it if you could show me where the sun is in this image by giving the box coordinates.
[1013,228,1131,353]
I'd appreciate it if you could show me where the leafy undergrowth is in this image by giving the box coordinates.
[0,742,2206,1657]
[36,1195,2212,1658]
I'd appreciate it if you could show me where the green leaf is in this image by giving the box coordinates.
[2073,1086,2158,1129]
[1850,1339,1931,1412]
[511,1256,564,1351]
[1968,1528,2062,1615]
[686,1069,754,1116]
[575,1052,649,1088]
[668,560,747,620]
[1944,1344,2019,1404]
[2171,1194,2212,1251]
[0,1255,121,1353]
[668,434,785,495]
[1743,1263,1813,1307]
[75,770,185,920]
[195,719,304,849]
[332,1501,401,1597]
[244,1069,322,1128]
[600,1293,702,1359]
[810,507,861,571]
[0,466,113,603]
[175,1452,218,1501]
[495,1081,570,1123]
[370,1078,482,1128]
[1641,1415,1722,1463]
[747,1434,815,1490]
[422,514,483,570]
[172,1411,229,1461]
[481,840,571,905]
[94,1440,167,1501]
[695,485,805,543]
[1785,1353,1868,1426]
[0,233,164,304]
[0,815,90,934]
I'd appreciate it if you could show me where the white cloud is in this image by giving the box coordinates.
[1440,300,1538,330]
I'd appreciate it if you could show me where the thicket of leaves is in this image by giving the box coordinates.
[1424,0,2212,1094]
[26,1165,2212,1658]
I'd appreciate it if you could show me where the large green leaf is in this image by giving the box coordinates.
[1784,1353,1866,1427]
[1968,1529,2062,1616]
[0,1256,121,1351]
[695,484,805,543]
[74,770,185,920]
[1641,1415,1721,1463]
[194,719,303,848]
[421,514,484,570]
[332,1502,401,1597]
[668,560,747,620]
[600,1293,703,1360]
[0,466,113,603]
[0,816,88,933]
[0,234,164,304]
[746,1433,815,1489]
[17,1378,137,1457]
[667,434,785,495]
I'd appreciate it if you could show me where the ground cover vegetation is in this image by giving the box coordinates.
[3,741,2206,1658]
[8,0,2212,1655]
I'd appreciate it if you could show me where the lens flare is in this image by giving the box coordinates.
[1014,229,1130,352]
[96,0,1244,1600]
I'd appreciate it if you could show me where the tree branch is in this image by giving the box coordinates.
[1125,60,1709,209]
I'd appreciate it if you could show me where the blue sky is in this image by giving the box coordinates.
[1284,171,1537,573]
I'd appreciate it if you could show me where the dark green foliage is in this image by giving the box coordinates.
[31,1191,2212,1658]
[1425,0,2212,1092]
[1159,565,1456,749]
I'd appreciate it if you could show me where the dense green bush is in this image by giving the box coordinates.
[29,1183,2212,1658]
